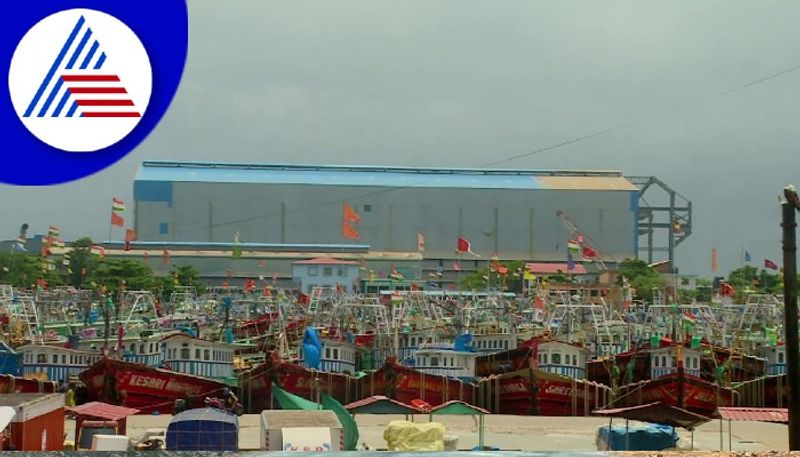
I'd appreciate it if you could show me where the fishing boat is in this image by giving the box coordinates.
[79,357,228,414]
[474,339,612,416]
[0,373,57,393]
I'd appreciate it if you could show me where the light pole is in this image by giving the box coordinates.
[782,184,800,450]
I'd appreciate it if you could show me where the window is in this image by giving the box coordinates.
[543,353,548,364]
[52,354,58,363]
[363,204,372,212]
[323,267,333,277]
[204,349,210,361]
[779,352,785,364]
[551,353,561,364]
[430,357,439,367]
[654,356,659,367]
[129,343,136,353]
[504,340,509,349]
[337,267,345,277]
[333,348,339,359]
[181,348,190,359]
[70,355,74,364]
[140,344,145,354]
[62,355,66,364]
[308,267,318,276]
[325,348,331,358]
[443,357,448,367]
[159,222,169,234]
[195,349,201,359]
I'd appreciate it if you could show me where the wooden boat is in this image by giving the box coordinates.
[79,358,228,414]
[0,373,57,393]
[474,341,612,416]
[588,340,739,416]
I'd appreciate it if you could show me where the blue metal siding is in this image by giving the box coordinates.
[134,180,173,203]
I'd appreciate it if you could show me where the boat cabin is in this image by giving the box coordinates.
[471,323,516,354]
[649,346,702,379]
[759,344,786,375]
[536,340,590,379]
[159,334,236,380]
[18,344,102,382]
[298,338,357,374]
[121,332,167,367]
[412,344,478,380]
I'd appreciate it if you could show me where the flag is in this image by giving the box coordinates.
[110,211,124,227]
[112,197,126,212]
[765,258,779,270]
[745,251,752,262]
[456,237,480,256]
[124,228,136,251]
[389,265,404,281]
[417,232,426,252]
[342,222,360,240]
[342,202,360,223]
[452,261,462,272]
[232,231,242,259]
[48,225,60,237]
[162,249,170,266]
[711,248,719,273]
[682,311,696,328]
[567,252,576,271]
[16,223,28,250]
[581,246,598,260]
[90,245,105,257]
[567,239,581,255]
[491,261,508,275]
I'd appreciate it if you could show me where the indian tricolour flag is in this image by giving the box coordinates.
[682,311,696,327]
[567,239,581,255]
[90,245,105,257]
[112,197,126,212]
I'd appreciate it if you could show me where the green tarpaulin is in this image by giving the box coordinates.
[272,384,359,451]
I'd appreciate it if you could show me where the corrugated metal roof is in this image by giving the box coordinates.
[717,407,788,423]
[345,396,423,414]
[293,257,359,265]
[66,402,140,420]
[525,262,588,274]
[135,161,634,191]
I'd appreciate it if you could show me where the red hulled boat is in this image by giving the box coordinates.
[79,358,228,414]
[358,359,476,407]
[0,374,57,393]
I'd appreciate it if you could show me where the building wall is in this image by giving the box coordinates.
[291,264,360,293]
[136,182,638,262]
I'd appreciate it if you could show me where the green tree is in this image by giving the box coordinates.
[617,258,667,304]
[0,252,63,288]
[459,260,526,292]
[154,264,204,298]
[87,258,156,295]
[66,237,94,288]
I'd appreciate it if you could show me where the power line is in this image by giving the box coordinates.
[171,61,800,236]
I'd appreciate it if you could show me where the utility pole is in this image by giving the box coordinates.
[782,185,800,450]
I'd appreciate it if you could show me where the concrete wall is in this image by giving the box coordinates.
[135,182,638,262]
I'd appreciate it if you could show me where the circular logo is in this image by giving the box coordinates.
[8,9,152,152]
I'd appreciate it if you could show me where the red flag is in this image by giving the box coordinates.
[125,228,137,242]
[111,212,124,227]
[456,237,480,256]
[765,258,779,270]
[581,246,598,259]
[162,249,170,266]
[452,262,462,272]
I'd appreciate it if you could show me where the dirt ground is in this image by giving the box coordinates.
[64,414,791,451]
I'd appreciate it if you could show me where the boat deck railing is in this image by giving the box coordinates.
[767,364,786,375]
[538,364,585,380]
[651,367,701,378]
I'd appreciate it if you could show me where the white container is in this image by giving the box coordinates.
[91,434,130,451]
[260,410,343,451]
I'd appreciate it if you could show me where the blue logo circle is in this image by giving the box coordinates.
[1,1,188,185]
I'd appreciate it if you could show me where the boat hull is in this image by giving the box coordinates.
[359,362,476,407]
[0,374,57,393]
[239,360,358,413]
[79,358,228,414]
[614,372,736,416]
[477,368,613,416]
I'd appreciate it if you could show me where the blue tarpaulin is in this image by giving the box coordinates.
[597,424,678,451]
[166,408,238,451]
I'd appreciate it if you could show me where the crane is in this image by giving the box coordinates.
[555,210,608,271]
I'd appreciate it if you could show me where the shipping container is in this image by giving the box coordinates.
[0,393,64,451]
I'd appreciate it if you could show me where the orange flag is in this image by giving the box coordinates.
[343,222,360,240]
[711,248,718,273]
[342,202,360,223]
[111,212,124,227]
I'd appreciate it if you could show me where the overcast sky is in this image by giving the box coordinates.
[3,0,799,277]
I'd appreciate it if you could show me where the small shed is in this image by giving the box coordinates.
[429,401,490,449]
[66,401,139,437]
[261,409,343,451]
[717,407,789,451]
[0,393,64,451]
[166,408,238,451]
[346,395,422,417]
